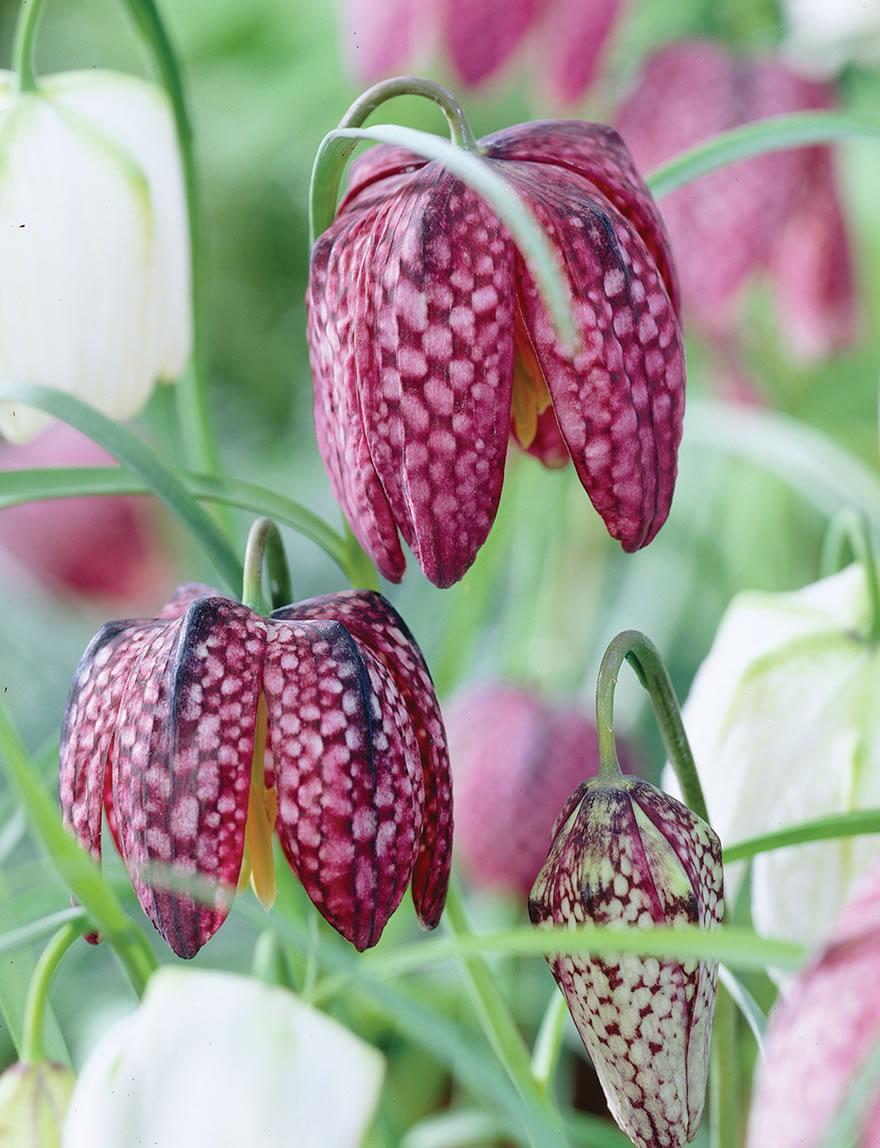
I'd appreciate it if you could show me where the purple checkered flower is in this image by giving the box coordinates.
[307,121,684,587]
[60,583,452,957]
[529,776,723,1148]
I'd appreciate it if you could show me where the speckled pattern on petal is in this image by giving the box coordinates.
[274,590,453,930]
[111,598,266,959]
[529,779,723,1148]
[265,617,422,950]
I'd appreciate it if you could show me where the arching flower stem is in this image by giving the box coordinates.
[11,0,48,94]
[241,517,293,615]
[20,922,83,1064]
[338,75,480,152]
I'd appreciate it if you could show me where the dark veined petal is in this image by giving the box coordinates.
[501,161,684,550]
[340,146,428,208]
[264,617,423,951]
[156,582,228,620]
[482,120,681,316]
[111,598,267,959]
[446,0,540,85]
[354,166,517,587]
[276,590,453,929]
[308,209,407,582]
[60,618,161,862]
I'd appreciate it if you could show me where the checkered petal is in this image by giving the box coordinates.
[264,616,422,950]
[110,597,266,959]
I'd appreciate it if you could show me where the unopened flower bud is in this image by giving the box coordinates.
[0,1060,75,1148]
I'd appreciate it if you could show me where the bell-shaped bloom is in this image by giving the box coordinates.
[529,776,724,1148]
[60,583,452,957]
[64,968,384,1148]
[0,70,190,443]
[615,41,858,360]
[746,854,880,1147]
[307,121,684,587]
[446,683,638,895]
[0,424,166,602]
[783,0,880,76]
[0,1061,75,1148]
[343,0,624,104]
[665,565,880,975]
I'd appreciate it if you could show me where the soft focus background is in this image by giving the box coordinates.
[1,0,880,1142]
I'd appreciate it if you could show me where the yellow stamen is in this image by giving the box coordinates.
[239,692,277,911]
[511,303,552,450]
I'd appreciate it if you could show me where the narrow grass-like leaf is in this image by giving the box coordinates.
[0,381,242,591]
[724,810,880,864]
[718,964,766,1055]
[0,908,88,959]
[309,124,578,352]
[647,111,880,198]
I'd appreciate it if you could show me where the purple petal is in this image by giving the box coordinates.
[537,0,623,104]
[446,0,541,84]
[342,0,426,83]
[278,590,453,929]
[111,598,266,958]
[500,161,684,550]
[264,617,422,950]
[156,582,228,620]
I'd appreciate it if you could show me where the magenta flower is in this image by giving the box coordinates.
[60,583,452,957]
[446,683,638,895]
[529,776,723,1148]
[615,41,858,358]
[0,424,165,603]
[746,855,880,1147]
[343,0,624,105]
[307,121,684,587]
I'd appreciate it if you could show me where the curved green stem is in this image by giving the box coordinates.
[530,990,569,1095]
[21,923,82,1063]
[339,76,479,151]
[443,878,568,1148]
[11,0,47,93]
[710,985,738,1148]
[119,0,224,494]
[595,631,709,823]
[819,509,880,642]
[241,517,292,614]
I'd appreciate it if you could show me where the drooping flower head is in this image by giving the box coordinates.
[0,70,190,442]
[746,853,880,1147]
[446,682,638,895]
[529,776,723,1148]
[60,584,452,957]
[615,41,858,360]
[307,120,684,587]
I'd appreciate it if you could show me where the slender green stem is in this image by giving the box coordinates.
[119,0,224,491]
[530,990,569,1094]
[251,930,295,991]
[241,517,292,614]
[442,878,569,1148]
[339,76,479,151]
[21,923,83,1063]
[11,0,47,93]
[709,985,739,1148]
[595,631,709,823]
[819,510,880,641]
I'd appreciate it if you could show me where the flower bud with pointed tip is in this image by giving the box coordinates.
[529,776,723,1148]
[0,1061,75,1148]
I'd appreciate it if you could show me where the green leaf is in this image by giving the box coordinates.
[0,381,243,591]
[718,964,766,1055]
[309,124,578,352]
[724,810,880,864]
[646,111,880,198]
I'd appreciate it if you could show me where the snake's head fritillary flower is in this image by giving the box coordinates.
[529,776,723,1148]
[664,564,880,983]
[746,854,880,1147]
[307,121,684,587]
[60,584,452,957]
[64,969,384,1148]
[0,1061,75,1148]
[0,70,190,443]
[446,683,638,895]
[615,41,857,359]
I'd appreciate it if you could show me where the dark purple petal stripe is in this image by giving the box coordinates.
[358,168,517,586]
[111,598,265,959]
[59,618,160,862]
[502,163,684,550]
[264,617,422,951]
[275,590,453,930]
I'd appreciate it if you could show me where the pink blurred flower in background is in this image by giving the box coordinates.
[342,0,624,104]
[746,853,880,1146]
[0,424,166,603]
[615,40,859,361]
[445,683,637,896]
